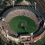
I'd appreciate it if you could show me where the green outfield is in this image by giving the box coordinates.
[9,16,37,33]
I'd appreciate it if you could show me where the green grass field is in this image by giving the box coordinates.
[9,16,37,33]
[34,37,45,45]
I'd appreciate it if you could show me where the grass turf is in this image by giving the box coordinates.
[34,37,45,45]
[9,16,37,33]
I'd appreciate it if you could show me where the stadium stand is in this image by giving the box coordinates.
[0,5,44,38]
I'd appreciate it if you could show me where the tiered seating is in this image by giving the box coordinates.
[1,5,44,39]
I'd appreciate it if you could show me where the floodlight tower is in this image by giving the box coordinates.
[34,2,37,10]
[30,33,34,43]
[12,0,15,7]
[12,0,16,7]
[43,20,45,29]
[23,0,25,2]
[2,18,5,22]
